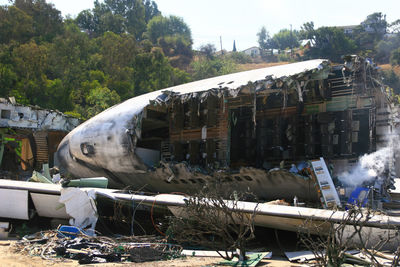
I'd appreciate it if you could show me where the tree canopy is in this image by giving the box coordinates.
[0,0,191,120]
[0,1,399,120]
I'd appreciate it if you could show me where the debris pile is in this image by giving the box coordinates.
[12,230,183,264]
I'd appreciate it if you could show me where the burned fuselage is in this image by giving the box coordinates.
[56,56,394,201]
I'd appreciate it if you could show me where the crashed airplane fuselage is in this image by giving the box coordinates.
[56,56,394,201]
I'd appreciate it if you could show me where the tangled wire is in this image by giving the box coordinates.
[12,230,183,264]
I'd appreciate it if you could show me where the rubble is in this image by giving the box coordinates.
[0,98,79,180]
[12,230,182,264]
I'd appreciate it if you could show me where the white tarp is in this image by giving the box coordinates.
[58,188,98,230]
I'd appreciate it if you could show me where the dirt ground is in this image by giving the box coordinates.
[0,240,301,267]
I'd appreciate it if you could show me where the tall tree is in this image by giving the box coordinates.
[301,24,357,62]
[146,15,193,68]
[232,40,237,52]
[391,47,400,66]
[14,0,63,42]
[257,26,273,50]
[143,0,160,23]
[76,0,159,40]
[146,15,192,44]
[97,31,137,99]
[133,46,190,95]
[12,40,49,106]
[389,19,400,34]
[361,12,387,36]
[200,43,216,59]
[272,29,299,50]
[354,12,388,50]
[0,5,34,44]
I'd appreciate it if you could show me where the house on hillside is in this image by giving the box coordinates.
[242,46,261,57]
[338,25,359,35]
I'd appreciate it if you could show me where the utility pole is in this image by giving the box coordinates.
[220,36,223,55]
[290,24,293,58]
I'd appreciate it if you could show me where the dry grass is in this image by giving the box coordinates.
[237,62,289,72]
[379,64,400,76]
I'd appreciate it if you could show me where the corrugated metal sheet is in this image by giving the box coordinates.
[33,131,48,169]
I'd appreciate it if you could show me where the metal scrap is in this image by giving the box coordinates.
[12,230,183,264]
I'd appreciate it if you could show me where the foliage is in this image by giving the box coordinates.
[257,26,273,50]
[191,55,237,80]
[146,15,193,69]
[390,47,400,66]
[0,6,34,44]
[168,182,258,261]
[157,35,193,68]
[0,0,191,120]
[299,206,400,266]
[374,35,400,63]
[199,44,216,59]
[14,0,64,42]
[300,23,357,62]
[389,19,400,34]
[146,15,192,45]
[271,28,299,50]
[76,0,159,39]
[381,68,400,95]
[86,84,121,118]
[226,52,252,64]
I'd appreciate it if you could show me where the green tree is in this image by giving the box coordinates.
[257,26,273,50]
[353,12,388,50]
[389,19,400,34]
[272,29,299,50]
[105,0,146,39]
[12,40,48,82]
[361,12,387,36]
[191,56,237,80]
[143,0,160,23]
[12,40,49,106]
[146,15,193,69]
[0,5,34,44]
[146,15,192,45]
[381,69,400,94]
[300,21,315,41]
[48,22,92,86]
[76,2,126,37]
[133,47,190,95]
[77,0,157,39]
[0,63,17,96]
[97,32,137,99]
[200,43,216,60]
[390,47,400,66]
[86,84,121,118]
[301,25,357,62]
[14,0,63,42]
[157,35,193,68]
[375,34,400,63]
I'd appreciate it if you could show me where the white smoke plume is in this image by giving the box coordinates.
[338,147,391,188]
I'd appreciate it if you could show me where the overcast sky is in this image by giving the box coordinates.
[1,0,399,51]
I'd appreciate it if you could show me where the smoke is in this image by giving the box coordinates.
[338,147,391,188]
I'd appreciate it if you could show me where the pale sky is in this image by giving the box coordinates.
[1,0,399,51]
